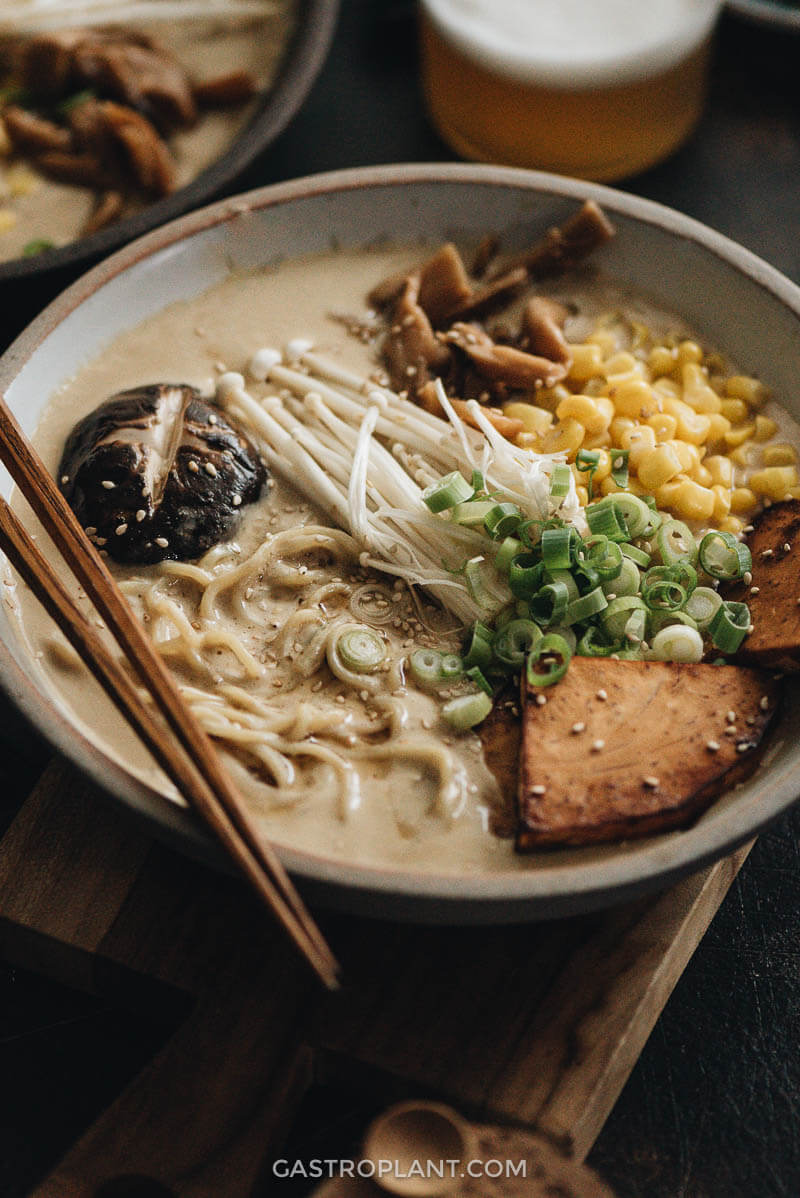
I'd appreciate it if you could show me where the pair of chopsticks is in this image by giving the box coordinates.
[0,397,340,989]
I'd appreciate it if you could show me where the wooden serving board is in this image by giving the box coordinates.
[0,758,751,1197]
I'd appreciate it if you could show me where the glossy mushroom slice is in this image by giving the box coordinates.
[58,383,267,565]
[722,499,800,671]
[517,656,782,849]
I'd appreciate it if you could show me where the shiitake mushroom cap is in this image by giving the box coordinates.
[58,383,267,564]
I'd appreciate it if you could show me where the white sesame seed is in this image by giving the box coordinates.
[591,739,605,752]
[759,695,770,710]
[101,480,115,490]
[784,543,792,552]
[136,509,146,522]
[706,740,720,752]
[743,571,752,586]
[726,710,736,723]
[535,693,547,706]
[531,784,546,795]
[85,526,97,536]
[208,414,218,425]
[205,462,218,477]
[188,460,199,473]
[571,721,586,734]
[725,725,738,736]
[60,475,69,485]
[643,775,660,788]
[596,689,608,701]
[115,523,128,536]
[232,495,242,507]
[737,742,753,753]
[155,537,169,548]
[761,548,774,557]
[750,586,760,595]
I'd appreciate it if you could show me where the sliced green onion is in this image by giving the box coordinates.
[422,471,474,512]
[464,556,501,611]
[441,653,463,678]
[609,448,630,489]
[657,518,698,566]
[463,624,493,671]
[684,585,723,631]
[493,619,542,669]
[335,626,387,672]
[565,586,608,626]
[602,596,647,641]
[484,501,523,539]
[548,625,578,654]
[410,648,446,688]
[509,552,545,599]
[545,569,580,603]
[526,633,572,687]
[586,499,628,541]
[647,609,699,635]
[709,600,751,653]
[601,555,640,598]
[465,665,494,695]
[583,535,623,581]
[576,626,619,656]
[642,578,686,611]
[651,624,705,663]
[623,607,648,645]
[575,449,601,499]
[698,531,752,580]
[494,536,523,575]
[22,238,56,257]
[621,542,651,567]
[530,580,570,626]
[610,492,651,538]
[549,462,572,499]
[471,468,486,493]
[541,525,579,571]
[442,691,493,729]
[450,499,496,527]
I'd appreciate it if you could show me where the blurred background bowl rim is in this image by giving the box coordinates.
[2,161,800,920]
[0,0,340,282]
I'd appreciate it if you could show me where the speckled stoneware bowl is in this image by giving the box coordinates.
[1,163,799,922]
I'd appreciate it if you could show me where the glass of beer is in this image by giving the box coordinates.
[419,0,723,182]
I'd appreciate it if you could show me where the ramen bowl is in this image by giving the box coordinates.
[1,163,799,922]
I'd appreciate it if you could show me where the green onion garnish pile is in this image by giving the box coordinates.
[411,468,754,729]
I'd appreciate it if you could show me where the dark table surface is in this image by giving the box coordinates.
[2,3,800,1196]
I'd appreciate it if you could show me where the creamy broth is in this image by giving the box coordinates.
[9,244,798,873]
[0,6,296,261]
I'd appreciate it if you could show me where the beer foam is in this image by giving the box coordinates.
[422,0,721,88]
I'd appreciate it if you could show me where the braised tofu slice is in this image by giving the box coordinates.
[724,499,800,670]
[517,657,781,849]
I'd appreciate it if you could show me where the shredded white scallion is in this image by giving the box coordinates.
[218,346,583,625]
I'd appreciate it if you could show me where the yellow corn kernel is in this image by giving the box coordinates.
[653,376,681,401]
[661,397,711,444]
[539,418,585,459]
[607,377,658,419]
[504,402,553,436]
[677,339,704,365]
[730,486,757,514]
[723,422,755,449]
[691,462,714,487]
[556,394,611,435]
[711,485,732,522]
[704,455,734,487]
[609,415,636,443]
[600,474,647,497]
[657,476,716,522]
[580,429,612,450]
[620,424,657,467]
[636,444,682,490]
[681,363,722,414]
[704,413,732,447]
[648,344,678,377]
[0,208,17,234]
[762,442,798,467]
[720,397,749,424]
[603,351,640,378]
[646,411,678,442]
[725,375,769,408]
[534,382,571,412]
[567,343,605,382]
[754,414,778,442]
[586,328,618,355]
[719,515,745,536]
[663,440,701,475]
[749,465,800,500]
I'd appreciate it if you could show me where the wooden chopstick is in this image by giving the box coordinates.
[0,399,339,988]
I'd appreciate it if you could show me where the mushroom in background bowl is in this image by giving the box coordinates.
[0,0,339,280]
